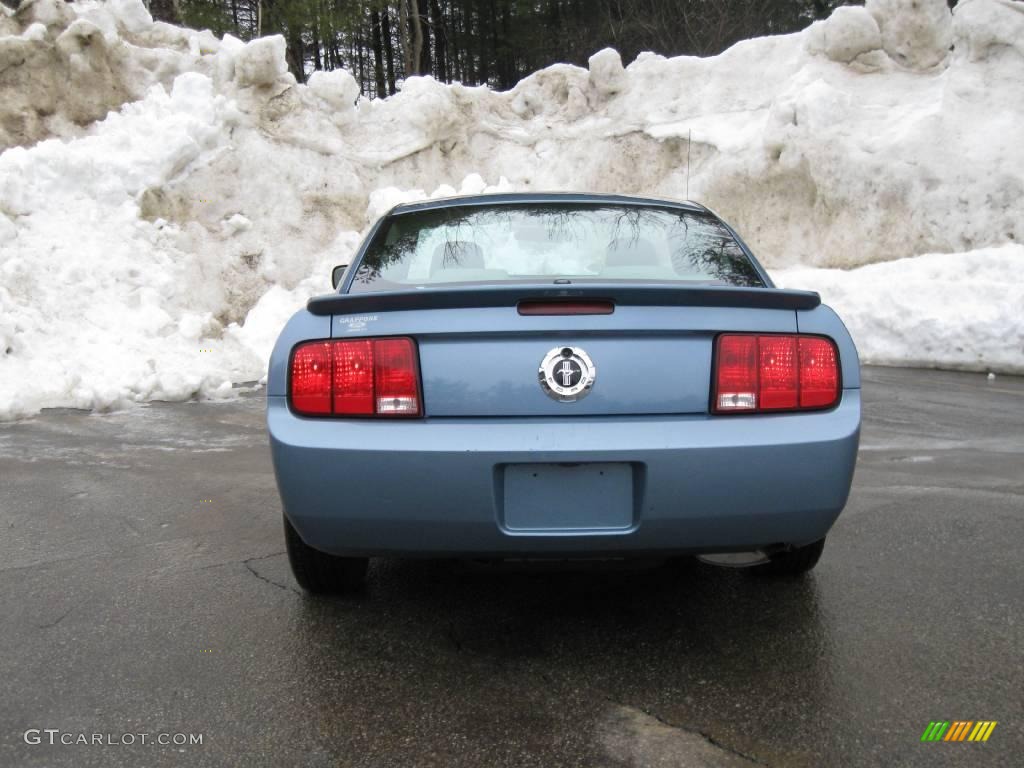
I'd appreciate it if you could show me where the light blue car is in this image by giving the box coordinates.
[267,193,860,593]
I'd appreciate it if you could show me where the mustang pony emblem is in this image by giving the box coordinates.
[539,346,596,402]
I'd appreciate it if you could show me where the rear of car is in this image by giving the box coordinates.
[267,194,860,592]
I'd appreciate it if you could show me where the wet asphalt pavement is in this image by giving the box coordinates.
[0,366,1021,767]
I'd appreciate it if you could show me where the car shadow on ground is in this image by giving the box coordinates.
[289,556,833,669]
[270,556,837,765]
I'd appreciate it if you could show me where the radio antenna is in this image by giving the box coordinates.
[686,128,692,201]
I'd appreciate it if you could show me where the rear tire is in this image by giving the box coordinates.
[755,538,825,576]
[284,515,368,594]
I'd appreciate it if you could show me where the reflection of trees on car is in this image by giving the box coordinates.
[354,203,762,287]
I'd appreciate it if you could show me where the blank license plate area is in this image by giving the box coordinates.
[502,463,634,532]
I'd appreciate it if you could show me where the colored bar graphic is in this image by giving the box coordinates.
[922,721,996,743]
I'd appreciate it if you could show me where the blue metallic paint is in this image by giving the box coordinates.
[331,304,798,338]
[501,463,637,531]
[268,391,860,557]
[421,335,712,417]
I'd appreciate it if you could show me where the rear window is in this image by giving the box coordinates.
[348,203,763,293]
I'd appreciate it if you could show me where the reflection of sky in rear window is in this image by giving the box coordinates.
[352,205,762,291]
[407,217,602,279]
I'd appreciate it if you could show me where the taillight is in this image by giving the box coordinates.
[714,335,757,411]
[797,337,839,408]
[290,342,333,415]
[373,338,420,415]
[713,334,839,414]
[333,339,374,415]
[759,335,798,410]
[289,337,421,417]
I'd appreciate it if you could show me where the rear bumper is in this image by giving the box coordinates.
[268,392,860,557]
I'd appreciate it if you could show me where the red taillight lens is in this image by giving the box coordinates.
[289,337,421,417]
[333,339,374,415]
[758,335,798,410]
[713,334,839,414]
[289,342,333,415]
[798,336,839,408]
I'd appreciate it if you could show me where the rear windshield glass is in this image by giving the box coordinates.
[348,204,763,292]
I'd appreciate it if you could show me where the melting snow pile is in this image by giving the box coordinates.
[0,0,1022,418]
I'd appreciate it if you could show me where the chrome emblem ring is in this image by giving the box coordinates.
[539,346,596,402]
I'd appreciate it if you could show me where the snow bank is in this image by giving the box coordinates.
[865,0,953,69]
[774,245,1024,373]
[0,0,218,149]
[0,0,1022,418]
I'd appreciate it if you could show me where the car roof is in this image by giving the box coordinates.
[388,192,710,216]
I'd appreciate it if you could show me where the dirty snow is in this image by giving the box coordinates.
[0,0,1022,418]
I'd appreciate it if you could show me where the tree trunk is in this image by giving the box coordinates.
[490,0,506,89]
[371,10,387,97]
[330,33,341,71]
[418,1,431,76]
[475,1,488,85]
[399,0,412,77]
[461,0,471,82]
[409,0,424,76]
[429,0,446,81]
[287,29,306,82]
[450,0,463,81]
[312,27,321,70]
[381,8,397,94]
[357,25,366,93]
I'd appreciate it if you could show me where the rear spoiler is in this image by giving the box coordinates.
[306,283,820,316]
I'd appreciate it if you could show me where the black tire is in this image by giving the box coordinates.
[284,516,368,594]
[755,538,826,576]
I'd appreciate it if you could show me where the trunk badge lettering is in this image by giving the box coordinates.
[338,315,378,333]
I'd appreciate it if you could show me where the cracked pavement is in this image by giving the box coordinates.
[1,367,1022,767]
